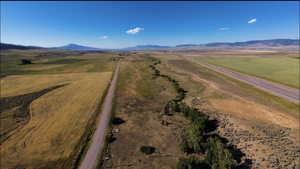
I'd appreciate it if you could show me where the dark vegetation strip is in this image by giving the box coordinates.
[148,57,250,169]
[0,84,66,144]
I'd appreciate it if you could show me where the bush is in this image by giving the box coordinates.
[164,100,180,115]
[106,133,116,143]
[111,117,125,125]
[177,156,210,169]
[180,139,190,153]
[20,59,32,65]
[140,146,156,155]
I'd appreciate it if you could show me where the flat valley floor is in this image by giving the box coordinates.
[0,49,299,169]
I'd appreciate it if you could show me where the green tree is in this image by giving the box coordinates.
[205,137,238,169]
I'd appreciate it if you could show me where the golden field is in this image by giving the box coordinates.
[0,72,112,169]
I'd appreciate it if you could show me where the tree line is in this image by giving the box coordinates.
[149,58,242,169]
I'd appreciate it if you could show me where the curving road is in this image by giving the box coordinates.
[79,63,119,169]
[196,62,299,104]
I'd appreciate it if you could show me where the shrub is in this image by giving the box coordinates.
[111,117,125,125]
[20,59,32,65]
[164,100,180,115]
[106,133,116,143]
[140,146,156,155]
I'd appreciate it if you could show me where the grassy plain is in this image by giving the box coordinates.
[101,54,190,169]
[201,57,299,88]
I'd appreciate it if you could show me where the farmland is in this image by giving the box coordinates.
[0,49,115,76]
[0,49,116,169]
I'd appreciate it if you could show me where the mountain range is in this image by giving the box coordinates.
[1,39,299,51]
[0,43,43,50]
[50,44,103,50]
[205,39,299,47]
[121,39,299,50]
[122,45,171,51]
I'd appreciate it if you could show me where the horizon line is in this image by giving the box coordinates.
[1,37,299,49]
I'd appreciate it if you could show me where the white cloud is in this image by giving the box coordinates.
[219,27,230,31]
[126,27,144,34]
[248,18,257,24]
[101,36,108,39]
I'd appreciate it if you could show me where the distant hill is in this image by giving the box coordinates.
[121,39,299,50]
[50,44,102,50]
[174,39,299,48]
[176,44,203,48]
[205,39,299,47]
[2,39,298,51]
[0,43,43,50]
[122,45,171,51]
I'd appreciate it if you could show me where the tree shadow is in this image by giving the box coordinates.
[205,119,219,133]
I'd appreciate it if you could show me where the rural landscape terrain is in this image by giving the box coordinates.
[2,1,300,169]
[0,39,299,169]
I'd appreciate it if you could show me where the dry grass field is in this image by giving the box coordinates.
[101,55,191,169]
[0,72,112,169]
[0,49,117,169]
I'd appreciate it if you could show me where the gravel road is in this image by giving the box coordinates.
[197,62,299,104]
[79,64,119,169]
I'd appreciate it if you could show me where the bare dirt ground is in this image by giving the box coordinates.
[79,64,119,169]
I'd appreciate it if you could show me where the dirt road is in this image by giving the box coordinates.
[79,64,119,169]
[196,62,299,104]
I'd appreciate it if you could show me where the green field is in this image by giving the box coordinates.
[201,57,299,88]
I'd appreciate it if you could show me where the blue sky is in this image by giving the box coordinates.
[1,1,299,49]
